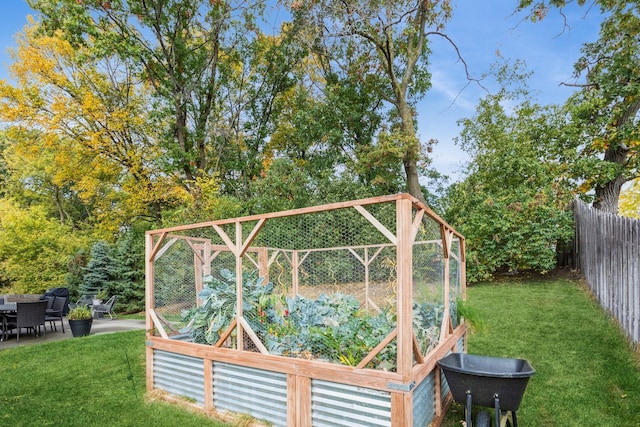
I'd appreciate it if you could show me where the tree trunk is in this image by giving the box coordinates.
[592,137,631,214]
[593,98,640,214]
[398,101,428,206]
[593,174,626,214]
[403,157,427,206]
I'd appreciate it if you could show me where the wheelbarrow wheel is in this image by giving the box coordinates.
[475,410,491,427]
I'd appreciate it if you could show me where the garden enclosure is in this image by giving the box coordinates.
[145,193,467,426]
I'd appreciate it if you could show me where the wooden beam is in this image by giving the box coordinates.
[214,318,237,348]
[356,328,397,369]
[239,218,266,256]
[149,309,169,339]
[185,239,205,265]
[410,208,425,243]
[212,224,238,257]
[148,231,168,262]
[146,347,154,392]
[203,359,213,412]
[296,376,312,427]
[145,233,155,335]
[347,247,364,264]
[236,222,244,351]
[147,194,408,234]
[412,333,424,365]
[354,205,397,244]
[152,237,178,261]
[154,311,180,333]
[238,316,269,355]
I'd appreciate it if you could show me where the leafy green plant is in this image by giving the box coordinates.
[455,298,485,333]
[68,304,92,320]
[182,269,281,345]
[183,269,449,370]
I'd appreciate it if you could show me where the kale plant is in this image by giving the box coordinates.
[183,269,448,370]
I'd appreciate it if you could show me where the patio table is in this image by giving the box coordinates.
[0,303,17,341]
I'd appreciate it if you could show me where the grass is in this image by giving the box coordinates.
[443,276,640,426]
[0,331,229,427]
[1,276,639,426]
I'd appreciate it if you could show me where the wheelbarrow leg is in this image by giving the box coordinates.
[465,391,472,427]
[512,410,518,427]
[494,394,501,427]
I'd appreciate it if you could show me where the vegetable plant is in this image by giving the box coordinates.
[182,269,450,370]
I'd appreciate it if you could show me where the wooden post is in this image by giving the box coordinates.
[194,250,203,306]
[396,198,413,378]
[258,247,269,282]
[236,221,244,351]
[460,236,467,300]
[195,240,212,307]
[145,232,155,392]
[292,250,299,295]
[204,359,213,412]
[364,248,370,310]
[203,239,212,277]
[292,375,312,427]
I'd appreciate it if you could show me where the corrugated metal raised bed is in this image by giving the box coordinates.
[145,193,467,426]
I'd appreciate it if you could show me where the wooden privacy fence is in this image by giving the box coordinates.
[573,199,640,347]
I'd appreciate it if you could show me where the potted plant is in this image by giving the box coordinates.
[68,304,93,337]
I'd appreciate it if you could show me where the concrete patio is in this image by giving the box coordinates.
[0,316,145,350]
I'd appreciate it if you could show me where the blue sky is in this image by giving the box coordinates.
[0,1,604,181]
[422,2,603,180]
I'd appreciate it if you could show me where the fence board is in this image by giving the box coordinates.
[573,199,640,347]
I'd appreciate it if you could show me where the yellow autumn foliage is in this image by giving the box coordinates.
[0,198,92,293]
[619,179,640,218]
[0,21,177,231]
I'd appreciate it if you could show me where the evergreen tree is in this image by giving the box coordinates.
[80,241,116,297]
[112,231,145,313]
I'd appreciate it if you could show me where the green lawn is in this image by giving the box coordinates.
[443,276,640,426]
[1,276,638,426]
[0,331,228,427]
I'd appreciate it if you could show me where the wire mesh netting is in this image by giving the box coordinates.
[149,197,464,371]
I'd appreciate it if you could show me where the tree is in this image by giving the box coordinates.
[519,1,640,213]
[111,229,145,313]
[29,0,305,207]
[566,3,640,213]
[285,0,464,204]
[447,64,574,281]
[80,240,116,297]
[0,199,90,293]
[64,248,90,300]
[0,22,182,230]
[0,129,80,226]
[264,70,401,201]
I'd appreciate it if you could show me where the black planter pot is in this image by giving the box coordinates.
[69,319,92,337]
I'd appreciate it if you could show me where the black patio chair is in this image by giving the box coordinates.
[92,295,118,320]
[46,296,66,333]
[43,296,55,310]
[5,301,47,342]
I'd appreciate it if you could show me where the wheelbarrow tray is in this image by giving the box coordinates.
[438,353,535,411]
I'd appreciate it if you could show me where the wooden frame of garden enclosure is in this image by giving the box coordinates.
[145,193,467,427]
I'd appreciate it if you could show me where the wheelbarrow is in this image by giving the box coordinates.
[438,353,535,427]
